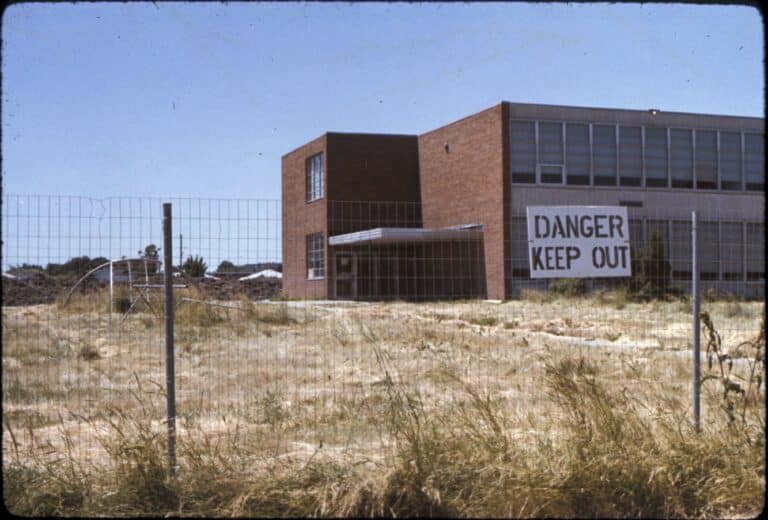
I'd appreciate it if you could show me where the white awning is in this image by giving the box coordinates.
[329,226,483,246]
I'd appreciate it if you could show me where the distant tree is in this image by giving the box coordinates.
[8,263,44,274]
[44,256,110,278]
[183,255,208,277]
[140,244,160,260]
[217,260,236,273]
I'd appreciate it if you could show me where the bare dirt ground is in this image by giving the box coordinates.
[2,292,762,455]
[2,291,764,516]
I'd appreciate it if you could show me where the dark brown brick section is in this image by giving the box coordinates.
[327,133,421,236]
[282,133,421,299]
[281,135,328,299]
[418,103,506,300]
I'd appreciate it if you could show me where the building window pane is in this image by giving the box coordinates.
[720,132,742,190]
[538,122,563,183]
[566,123,590,185]
[646,219,668,246]
[306,233,325,279]
[695,130,717,190]
[670,220,692,281]
[645,127,668,187]
[746,223,764,280]
[670,129,693,188]
[721,222,743,281]
[619,126,642,186]
[510,217,529,278]
[744,133,764,191]
[306,153,324,202]
[628,218,644,257]
[593,124,617,185]
[699,221,719,280]
[510,121,536,183]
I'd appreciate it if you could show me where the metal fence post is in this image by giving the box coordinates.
[692,211,701,433]
[163,203,177,475]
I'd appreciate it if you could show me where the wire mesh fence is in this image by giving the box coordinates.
[2,194,765,516]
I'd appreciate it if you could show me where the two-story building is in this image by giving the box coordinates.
[282,102,764,301]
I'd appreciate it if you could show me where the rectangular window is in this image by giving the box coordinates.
[699,221,719,280]
[510,121,536,183]
[744,133,764,191]
[619,126,642,186]
[720,222,743,281]
[695,130,717,190]
[646,220,668,246]
[538,122,563,183]
[592,125,617,185]
[670,220,692,281]
[644,127,668,187]
[306,153,324,202]
[720,132,742,190]
[670,129,693,188]
[628,218,644,256]
[746,223,764,280]
[509,217,529,278]
[306,233,325,279]
[566,123,590,185]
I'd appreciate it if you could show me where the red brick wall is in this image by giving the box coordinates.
[418,103,507,299]
[281,135,329,299]
[327,133,421,235]
[282,133,421,299]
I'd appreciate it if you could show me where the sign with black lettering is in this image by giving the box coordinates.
[526,206,631,278]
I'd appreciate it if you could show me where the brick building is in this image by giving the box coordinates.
[282,102,765,300]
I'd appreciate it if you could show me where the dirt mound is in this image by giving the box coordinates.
[183,274,282,301]
[2,272,283,307]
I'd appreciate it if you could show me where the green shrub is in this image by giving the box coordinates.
[183,255,208,277]
[627,230,672,300]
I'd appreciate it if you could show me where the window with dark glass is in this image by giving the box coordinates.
[306,233,324,279]
[592,125,617,186]
[510,121,536,183]
[699,221,719,280]
[566,123,590,185]
[619,126,642,186]
[537,122,563,183]
[670,220,692,281]
[628,218,644,259]
[744,133,764,191]
[670,129,693,188]
[510,217,529,278]
[720,222,743,281]
[719,132,742,190]
[695,130,717,190]
[644,127,668,187]
[306,153,324,202]
[746,223,764,280]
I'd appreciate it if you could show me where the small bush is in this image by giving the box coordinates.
[626,230,672,300]
[78,343,100,361]
[183,255,208,277]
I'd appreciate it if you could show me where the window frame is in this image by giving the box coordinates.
[306,232,325,280]
[305,153,324,203]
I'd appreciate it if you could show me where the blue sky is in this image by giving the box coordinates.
[2,2,764,201]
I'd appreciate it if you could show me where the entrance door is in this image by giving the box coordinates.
[334,253,357,299]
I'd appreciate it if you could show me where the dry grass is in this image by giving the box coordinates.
[2,293,765,517]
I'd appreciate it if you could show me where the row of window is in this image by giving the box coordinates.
[509,218,765,281]
[306,153,324,202]
[509,120,764,191]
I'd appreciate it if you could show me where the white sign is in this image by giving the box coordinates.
[526,206,631,279]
